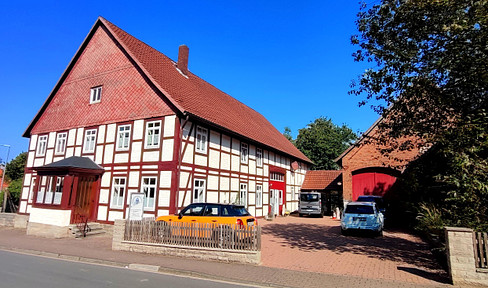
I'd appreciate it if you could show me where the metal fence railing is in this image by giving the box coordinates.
[124,218,261,252]
[474,231,488,269]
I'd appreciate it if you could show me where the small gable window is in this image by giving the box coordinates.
[90,86,102,104]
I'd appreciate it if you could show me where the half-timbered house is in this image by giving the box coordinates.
[19,17,311,236]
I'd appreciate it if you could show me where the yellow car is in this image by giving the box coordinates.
[156,203,257,227]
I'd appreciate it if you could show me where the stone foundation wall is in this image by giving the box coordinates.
[0,213,29,229]
[445,227,488,286]
[112,219,260,264]
[26,222,70,238]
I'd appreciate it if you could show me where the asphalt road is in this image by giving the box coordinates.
[0,250,257,288]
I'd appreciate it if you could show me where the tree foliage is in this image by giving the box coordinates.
[295,117,357,170]
[352,0,488,230]
[6,152,27,181]
[283,127,294,143]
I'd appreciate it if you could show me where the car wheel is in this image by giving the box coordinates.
[341,228,348,236]
[299,213,303,217]
[377,230,383,237]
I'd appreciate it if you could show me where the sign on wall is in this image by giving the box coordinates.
[129,193,144,220]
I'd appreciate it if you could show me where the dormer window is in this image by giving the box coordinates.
[90,86,102,103]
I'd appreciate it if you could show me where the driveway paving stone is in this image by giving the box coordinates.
[0,217,454,288]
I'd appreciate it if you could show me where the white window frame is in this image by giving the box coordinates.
[270,172,284,182]
[90,86,102,104]
[195,126,208,154]
[145,120,161,149]
[241,143,248,164]
[53,177,63,205]
[83,129,97,153]
[141,177,157,211]
[116,125,131,151]
[240,183,248,207]
[55,132,67,155]
[256,184,263,208]
[37,135,48,156]
[193,179,206,203]
[256,148,263,167]
[111,177,126,209]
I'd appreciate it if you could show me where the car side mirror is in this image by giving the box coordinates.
[178,212,183,219]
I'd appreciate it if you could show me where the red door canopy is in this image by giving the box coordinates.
[352,172,397,200]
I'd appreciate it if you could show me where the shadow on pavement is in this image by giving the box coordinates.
[262,223,450,284]
[397,266,451,284]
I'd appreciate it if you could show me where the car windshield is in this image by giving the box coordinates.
[222,205,250,216]
[181,204,205,216]
[300,194,319,202]
[345,205,374,214]
[357,196,384,209]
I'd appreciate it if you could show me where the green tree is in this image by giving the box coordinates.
[6,152,27,181]
[295,117,357,170]
[283,127,294,143]
[351,0,488,230]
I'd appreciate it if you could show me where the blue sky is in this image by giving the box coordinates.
[0,1,380,162]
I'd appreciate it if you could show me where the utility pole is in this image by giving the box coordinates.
[1,144,11,213]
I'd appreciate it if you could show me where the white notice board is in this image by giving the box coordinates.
[129,193,144,220]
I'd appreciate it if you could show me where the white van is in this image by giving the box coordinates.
[298,191,324,217]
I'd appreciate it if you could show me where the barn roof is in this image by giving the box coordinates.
[301,170,342,190]
[24,17,311,164]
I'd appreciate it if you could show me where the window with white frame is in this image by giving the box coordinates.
[256,184,263,207]
[55,132,67,155]
[111,177,126,209]
[141,177,157,210]
[270,172,284,182]
[53,177,63,205]
[193,179,206,203]
[195,126,208,153]
[241,143,248,164]
[256,148,263,167]
[240,183,248,207]
[90,86,102,103]
[36,176,63,205]
[145,121,161,148]
[116,125,131,151]
[83,129,97,153]
[37,135,48,156]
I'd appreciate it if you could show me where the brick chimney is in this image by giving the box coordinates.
[177,45,189,75]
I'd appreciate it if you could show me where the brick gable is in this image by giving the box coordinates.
[31,26,174,135]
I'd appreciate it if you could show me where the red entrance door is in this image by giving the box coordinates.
[269,171,285,215]
[352,172,397,200]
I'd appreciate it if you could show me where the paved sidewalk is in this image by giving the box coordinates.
[0,227,452,288]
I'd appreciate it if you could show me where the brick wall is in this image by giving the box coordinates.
[341,126,420,201]
[445,227,488,286]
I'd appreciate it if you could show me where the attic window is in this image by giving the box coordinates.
[90,86,102,103]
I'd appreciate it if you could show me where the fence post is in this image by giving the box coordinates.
[112,219,126,250]
[445,227,488,286]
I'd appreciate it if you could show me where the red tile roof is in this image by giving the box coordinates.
[24,17,311,164]
[301,170,342,190]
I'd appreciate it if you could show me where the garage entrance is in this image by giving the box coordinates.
[352,167,400,200]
